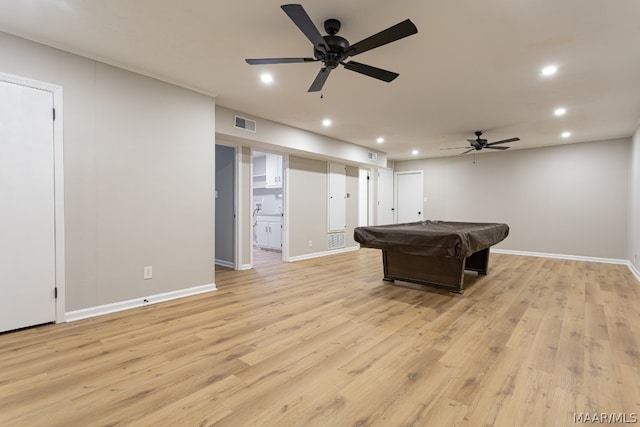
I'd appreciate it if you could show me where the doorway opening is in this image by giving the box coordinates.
[252,151,284,266]
[215,144,236,269]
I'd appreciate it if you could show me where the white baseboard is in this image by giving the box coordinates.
[629,261,640,282]
[287,246,358,262]
[65,283,217,322]
[492,248,628,265]
[239,263,252,271]
[215,259,235,268]
[493,249,640,282]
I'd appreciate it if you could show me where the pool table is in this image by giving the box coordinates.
[353,221,509,294]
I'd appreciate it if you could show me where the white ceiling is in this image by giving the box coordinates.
[1,0,639,160]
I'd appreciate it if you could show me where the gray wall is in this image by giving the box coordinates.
[1,32,215,310]
[288,156,329,257]
[216,106,386,168]
[395,138,630,259]
[287,156,360,258]
[630,126,640,270]
[215,145,235,265]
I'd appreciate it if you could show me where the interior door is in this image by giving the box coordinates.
[395,171,424,223]
[0,79,56,332]
[328,162,346,231]
[358,168,369,226]
[377,168,394,225]
[215,144,236,267]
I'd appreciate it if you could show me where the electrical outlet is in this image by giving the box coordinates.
[308,240,313,247]
[143,266,153,280]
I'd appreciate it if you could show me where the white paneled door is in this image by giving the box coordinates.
[328,163,346,232]
[395,171,424,223]
[0,79,56,332]
[377,168,394,225]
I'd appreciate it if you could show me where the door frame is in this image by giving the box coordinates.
[358,168,372,226]
[1,72,65,323]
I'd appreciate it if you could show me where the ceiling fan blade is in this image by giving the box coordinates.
[348,19,418,56]
[281,4,328,51]
[308,67,332,92]
[461,148,475,155]
[246,57,317,65]
[487,137,520,146]
[440,146,470,150]
[485,146,510,150]
[343,61,398,82]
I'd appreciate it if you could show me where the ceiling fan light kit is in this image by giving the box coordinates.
[245,4,418,92]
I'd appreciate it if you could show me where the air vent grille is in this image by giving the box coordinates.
[367,151,378,160]
[328,232,345,249]
[234,115,256,132]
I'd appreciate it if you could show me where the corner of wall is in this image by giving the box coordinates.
[629,125,640,273]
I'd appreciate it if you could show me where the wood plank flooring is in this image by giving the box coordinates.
[1,249,639,426]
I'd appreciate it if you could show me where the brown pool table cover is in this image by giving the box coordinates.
[353,221,509,259]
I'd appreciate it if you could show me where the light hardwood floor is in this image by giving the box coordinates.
[1,249,639,426]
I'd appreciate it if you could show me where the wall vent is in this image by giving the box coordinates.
[328,232,345,250]
[234,115,256,132]
[367,151,378,161]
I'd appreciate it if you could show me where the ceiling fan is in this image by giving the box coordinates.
[245,4,418,92]
[443,131,520,154]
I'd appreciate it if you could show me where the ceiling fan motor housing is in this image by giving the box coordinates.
[314,20,350,69]
[324,18,341,35]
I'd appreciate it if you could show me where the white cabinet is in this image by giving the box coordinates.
[256,216,282,250]
[265,154,283,188]
[253,153,283,188]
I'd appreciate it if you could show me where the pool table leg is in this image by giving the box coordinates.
[464,248,490,275]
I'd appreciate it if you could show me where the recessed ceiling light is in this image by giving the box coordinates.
[554,107,567,116]
[322,119,332,127]
[376,137,384,144]
[541,65,558,76]
[561,131,571,138]
[411,149,419,155]
[260,73,273,84]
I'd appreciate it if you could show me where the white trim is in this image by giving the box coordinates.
[492,248,628,265]
[65,283,217,322]
[234,145,241,270]
[493,249,640,283]
[628,262,640,282]
[282,154,289,263]
[215,259,235,268]
[0,72,66,324]
[288,246,359,262]
[239,263,253,271]
[250,147,255,267]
